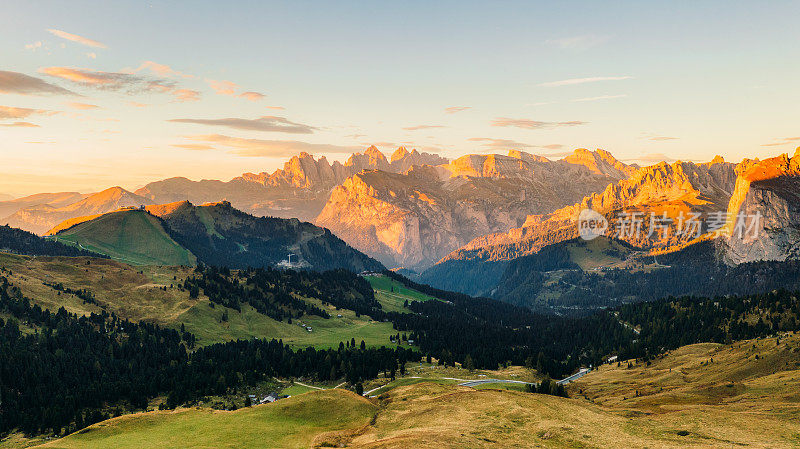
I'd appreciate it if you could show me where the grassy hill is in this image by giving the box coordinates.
[367,273,438,313]
[34,390,375,449]
[22,333,800,449]
[48,210,195,266]
[0,252,398,348]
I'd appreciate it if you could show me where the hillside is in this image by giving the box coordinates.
[48,209,195,266]
[0,252,397,348]
[0,192,87,222]
[27,333,800,449]
[47,200,384,272]
[0,224,103,259]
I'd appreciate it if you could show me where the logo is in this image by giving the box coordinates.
[578,208,608,240]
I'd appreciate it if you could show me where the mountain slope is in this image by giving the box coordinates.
[4,187,152,235]
[316,149,631,269]
[49,200,384,272]
[50,209,196,266]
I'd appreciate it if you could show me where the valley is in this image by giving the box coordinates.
[13,333,800,448]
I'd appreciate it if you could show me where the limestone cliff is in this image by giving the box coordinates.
[724,148,800,263]
[315,149,633,269]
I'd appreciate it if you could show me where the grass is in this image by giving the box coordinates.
[280,384,318,396]
[177,298,399,348]
[51,210,195,266]
[367,274,437,313]
[17,334,800,448]
[35,390,376,449]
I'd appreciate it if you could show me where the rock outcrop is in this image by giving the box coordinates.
[315,149,633,269]
[724,148,800,263]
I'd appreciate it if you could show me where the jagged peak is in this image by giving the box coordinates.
[391,146,410,162]
[710,155,725,164]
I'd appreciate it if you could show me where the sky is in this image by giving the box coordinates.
[1,0,799,197]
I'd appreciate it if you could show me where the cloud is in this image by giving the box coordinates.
[571,94,628,102]
[0,70,76,96]
[133,61,193,79]
[546,35,608,50]
[469,138,564,151]
[0,121,39,128]
[39,66,145,90]
[265,105,284,110]
[47,29,107,48]
[624,153,679,164]
[172,89,201,102]
[403,125,446,131]
[86,52,97,59]
[172,143,215,151]
[67,102,99,110]
[239,91,265,101]
[206,79,238,96]
[0,105,55,119]
[761,137,800,147]
[128,101,148,108]
[444,106,470,114]
[25,41,43,51]
[537,76,634,87]
[490,117,587,130]
[649,136,678,141]
[40,67,196,101]
[169,116,316,134]
[184,134,359,157]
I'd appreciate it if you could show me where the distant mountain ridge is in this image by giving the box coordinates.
[135,146,446,222]
[2,187,151,235]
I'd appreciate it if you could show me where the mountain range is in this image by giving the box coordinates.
[5,145,800,287]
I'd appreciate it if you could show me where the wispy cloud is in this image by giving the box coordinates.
[169,116,316,134]
[571,94,628,102]
[67,102,99,110]
[469,137,564,151]
[40,67,198,102]
[47,29,107,49]
[538,76,633,87]
[490,117,587,130]
[133,61,193,79]
[206,79,238,96]
[25,41,43,51]
[0,70,76,96]
[444,106,470,114]
[624,153,679,163]
[128,101,148,108]
[239,91,265,101]
[403,125,446,131]
[0,105,55,119]
[469,137,533,149]
[184,134,359,157]
[546,35,608,50]
[40,66,149,90]
[0,121,39,128]
[172,89,201,102]
[640,132,679,141]
[171,143,215,151]
[761,137,800,147]
[86,52,97,59]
